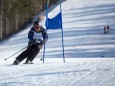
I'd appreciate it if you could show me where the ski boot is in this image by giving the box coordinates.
[12,60,19,65]
[23,60,33,64]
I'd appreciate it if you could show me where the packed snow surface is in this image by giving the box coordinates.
[0,0,115,86]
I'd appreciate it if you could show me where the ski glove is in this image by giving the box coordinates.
[38,44,43,49]
[33,39,42,44]
[32,39,37,44]
[41,39,47,44]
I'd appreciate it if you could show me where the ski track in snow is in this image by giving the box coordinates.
[0,0,115,86]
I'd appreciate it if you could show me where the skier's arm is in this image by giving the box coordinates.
[28,28,34,42]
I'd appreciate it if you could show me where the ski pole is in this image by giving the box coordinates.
[4,43,34,61]
[40,45,42,61]
[40,44,44,61]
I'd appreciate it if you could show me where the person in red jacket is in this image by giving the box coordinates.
[106,25,110,33]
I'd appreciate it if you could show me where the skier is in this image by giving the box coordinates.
[12,21,48,65]
[106,25,110,33]
[104,26,106,34]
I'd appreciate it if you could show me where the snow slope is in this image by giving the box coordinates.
[0,0,115,86]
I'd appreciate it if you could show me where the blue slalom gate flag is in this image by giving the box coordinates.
[46,12,62,30]
[43,0,65,63]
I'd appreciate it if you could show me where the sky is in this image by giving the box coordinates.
[0,0,115,86]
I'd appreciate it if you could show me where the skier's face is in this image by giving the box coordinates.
[35,25,41,32]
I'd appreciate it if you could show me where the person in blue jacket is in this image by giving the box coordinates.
[12,21,48,65]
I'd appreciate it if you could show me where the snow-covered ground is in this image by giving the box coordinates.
[0,0,115,86]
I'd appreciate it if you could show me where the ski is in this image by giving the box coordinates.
[23,62,34,64]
